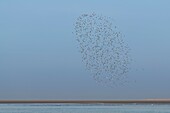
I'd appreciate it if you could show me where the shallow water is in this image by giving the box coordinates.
[0,103,170,113]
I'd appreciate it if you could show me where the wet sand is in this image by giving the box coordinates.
[0,100,170,104]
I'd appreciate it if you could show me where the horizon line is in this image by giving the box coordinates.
[0,99,170,104]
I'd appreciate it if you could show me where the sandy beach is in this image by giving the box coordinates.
[0,99,170,104]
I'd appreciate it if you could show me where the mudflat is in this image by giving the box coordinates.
[0,100,170,104]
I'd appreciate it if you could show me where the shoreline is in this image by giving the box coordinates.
[0,100,170,104]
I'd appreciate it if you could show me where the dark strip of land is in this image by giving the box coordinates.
[0,100,170,104]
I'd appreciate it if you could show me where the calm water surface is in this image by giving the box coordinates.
[0,103,170,113]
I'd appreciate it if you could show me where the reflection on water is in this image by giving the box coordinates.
[0,103,170,113]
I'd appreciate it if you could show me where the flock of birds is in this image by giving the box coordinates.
[74,13,132,86]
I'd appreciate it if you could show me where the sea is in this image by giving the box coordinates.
[0,103,170,113]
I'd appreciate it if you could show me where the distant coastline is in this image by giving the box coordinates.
[0,99,170,104]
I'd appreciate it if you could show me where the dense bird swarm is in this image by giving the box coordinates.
[74,13,132,86]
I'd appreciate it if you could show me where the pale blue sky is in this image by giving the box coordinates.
[0,0,170,100]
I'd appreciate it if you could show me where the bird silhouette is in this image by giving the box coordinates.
[74,13,132,87]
